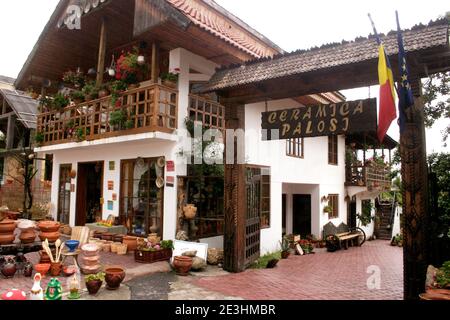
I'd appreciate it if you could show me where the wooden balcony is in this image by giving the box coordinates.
[188,94,225,130]
[345,163,391,191]
[36,84,178,146]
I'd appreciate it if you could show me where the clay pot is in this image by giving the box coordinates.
[1,258,17,278]
[34,263,51,276]
[20,228,36,244]
[83,255,100,267]
[38,221,60,232]
[81,243,100,256]
[50,262,62,276]
[86,280,103,295]
[173,256,193,276]
[39,231,60,242]
[123,236,137,252]
[62,225,72,235]
[183,204,197,220]
[0,234,15,245]
[281,251,290,259]
[0,219,16,233]
[39,250,51,264]
[104,267,126,290]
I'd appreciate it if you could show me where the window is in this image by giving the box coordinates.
[246,166,271,229]
[120,158,164,237]
[328,194,339,219]
[286,138,304,158]
[188,94,225,130]
[180,175,224,239]
[328,135,338,165]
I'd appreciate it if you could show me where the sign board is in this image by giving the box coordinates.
[261,98,377,140]
[166,176,174,187]
[166,160,175,172]
[172,240,208,261]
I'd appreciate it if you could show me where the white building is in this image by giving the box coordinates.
[15,0,396,258]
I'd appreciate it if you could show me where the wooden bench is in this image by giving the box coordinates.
[323,222,366,251]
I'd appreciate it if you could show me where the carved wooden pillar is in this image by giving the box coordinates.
[96,18,107,86]
[223,103,246,273]
[401,81,429,300]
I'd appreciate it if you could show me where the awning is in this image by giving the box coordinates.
[0,89,38,129]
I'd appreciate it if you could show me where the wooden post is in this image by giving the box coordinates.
[151,42,160,83]
[6,114,16,150]
[223,103,246,273]
[2,98,6,115]
[96,18,107,87]
[401,81,429,300]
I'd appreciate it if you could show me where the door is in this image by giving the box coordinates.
[76,162,103,226]
[245,166,262,267]
[57,164,71,224]
[282,194,287,236]
[292,194,311,237]
[348,198,357,228]
[75,164,88,226]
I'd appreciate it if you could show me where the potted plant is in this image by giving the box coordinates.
[63,70,85,89]
[34,132,44,146]
[323,205,333,214]
[75,128,85,142]
[82,83,99,101]
[70,90,85,104]
[109,110,127,130]
[98,83,111,98]
[85,272,105,295]
[115,47,147,87]
[52,93,70,110]
[280,236,290,259]
[109,80,127,106]
[161,68,180,88]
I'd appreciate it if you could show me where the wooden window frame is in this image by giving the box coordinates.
[286,138,304,158]
[328,135,338,165]
[328,194,339,219]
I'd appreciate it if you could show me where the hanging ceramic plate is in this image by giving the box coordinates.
[156,157,166,168]
[136,157,145,168]
[156,177,164,188]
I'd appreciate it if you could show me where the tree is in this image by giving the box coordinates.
[422,71,450,146]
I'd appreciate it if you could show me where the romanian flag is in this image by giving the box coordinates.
[377,44,397,142]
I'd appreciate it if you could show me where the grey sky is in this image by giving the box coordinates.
[0,0,448,152]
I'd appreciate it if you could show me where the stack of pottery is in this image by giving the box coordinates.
[18,220,36,244]
[81,243,101,274]
[0,219,16,245]
[38,221,60,243]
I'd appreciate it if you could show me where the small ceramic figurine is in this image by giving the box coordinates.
[30,273,44,300]
[45,278,62,300]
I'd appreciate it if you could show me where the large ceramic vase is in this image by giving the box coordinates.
[104,267,126,290]
[173,256,193,276]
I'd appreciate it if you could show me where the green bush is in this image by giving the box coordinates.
[249,251,281,269]
[53,93,69,109]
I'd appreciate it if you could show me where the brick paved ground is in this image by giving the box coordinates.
[191,240,403,300]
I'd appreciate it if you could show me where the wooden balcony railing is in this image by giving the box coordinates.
[345,163,391,191]
[37,84,178,146]
[188,94,225,130]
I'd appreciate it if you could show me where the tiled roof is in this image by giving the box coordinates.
[167,0,281,58]
[203,19,449,92]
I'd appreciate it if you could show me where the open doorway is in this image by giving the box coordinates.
[292,194,311,237]
[76,162,103,226]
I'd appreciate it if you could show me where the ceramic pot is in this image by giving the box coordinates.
[50,262,62,276]
[281,251,290,259]
[39,250,51,264]
[1,258,17,278]
[39,231,60,242]
[23,262,33,277]
[20,228,36,244]
[86,280,102,295]
[123,236,137,252]
[183,204,197,220]
[81,243,100,257]
[0,233,15,245]
[0,219,16,233]
[104,267,126,290]
[38,221,60,232]
[173,256,193,276]
[34,263,51,277]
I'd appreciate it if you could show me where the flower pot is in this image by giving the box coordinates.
[183,204,197,220]
[104,267,126,290]
[173,256,193,276]
[0,233,15,245]
[86,280,103,295]
[0,219,16,233]
[162,80,177,89]
[50,262,62,276]
[281,250,290,259]
[123,236,137,252]
[39,231,60,242]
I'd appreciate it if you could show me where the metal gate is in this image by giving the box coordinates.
[245,166,261,267]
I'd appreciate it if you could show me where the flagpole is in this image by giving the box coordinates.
[367,13,381,45]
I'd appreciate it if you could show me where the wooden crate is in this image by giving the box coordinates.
[134,249,172,264]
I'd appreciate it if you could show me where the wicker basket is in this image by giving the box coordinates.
[134,248,172,263]
[102,243,111,252]
[117,243,128,255]
[111,242,121,253]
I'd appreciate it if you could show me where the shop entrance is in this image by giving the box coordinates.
[76,162,103,226]
[292,194,311,237]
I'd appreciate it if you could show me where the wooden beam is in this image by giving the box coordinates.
[96,18,108,86]
[223,103,247,273]
[401,80,429,300]
[151,42,160,83]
